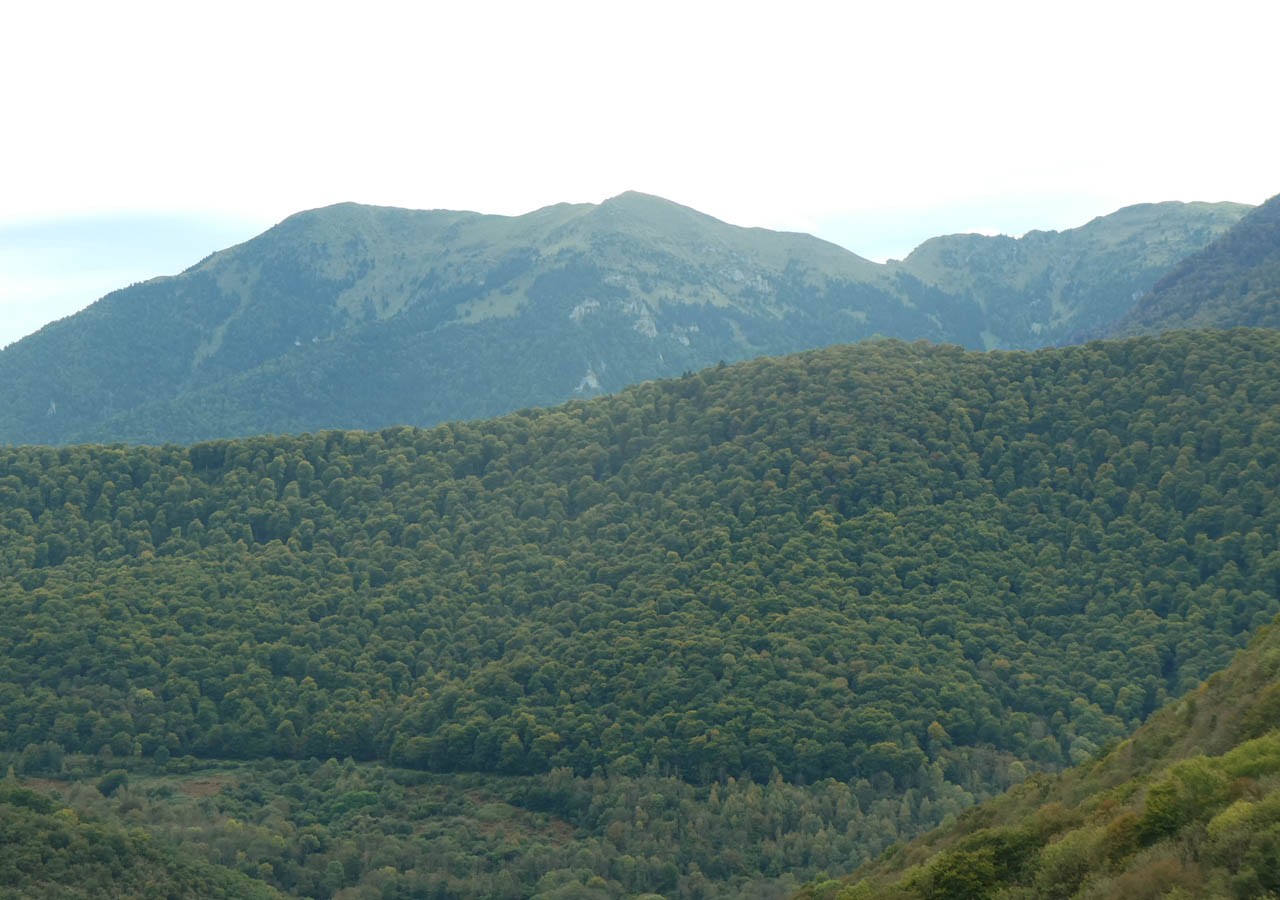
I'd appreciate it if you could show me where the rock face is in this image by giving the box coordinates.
[0,192,1249,445]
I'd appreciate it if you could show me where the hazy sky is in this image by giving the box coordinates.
[2,0,1277,348]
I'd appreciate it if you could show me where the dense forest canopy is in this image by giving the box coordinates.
[4,330,1280,780]
[6,329,1280,896]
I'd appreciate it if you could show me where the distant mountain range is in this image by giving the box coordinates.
[0,192,1250,445]
[898,200,1249,346]
[1105,192,1280,338]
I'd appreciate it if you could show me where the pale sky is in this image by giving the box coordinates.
[2,0,1277,349]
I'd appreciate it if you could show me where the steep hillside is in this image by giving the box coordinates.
[0,194,1245,445]
[1106,193,1280,338]
[4,330,1280,896]
[797,613,1280,900]
[896,201,1249,348]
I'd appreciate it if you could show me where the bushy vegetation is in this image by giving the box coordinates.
[0,778,282,899]
[18,753,995,899]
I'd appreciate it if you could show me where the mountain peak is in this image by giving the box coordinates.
[600,190,677,206]
[592,190,724,230]
[0,192,1252,444]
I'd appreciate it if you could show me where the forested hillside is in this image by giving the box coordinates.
[0,194,1244,445]
[5,330,1280,896]
[797,613,1280,899]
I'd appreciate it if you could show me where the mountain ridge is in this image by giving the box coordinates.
[0,193,1249,445]
[896,200,1250,347]
[1103,192,1280,338]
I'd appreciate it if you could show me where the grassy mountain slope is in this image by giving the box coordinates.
[797,613,1280,900]
[4,330,1280,897]
[1106,193,1280,338]
[0,195,1246,445]
[896,201,1249,348]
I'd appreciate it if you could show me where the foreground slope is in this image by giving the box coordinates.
[0,194,1245,444]
[1106,192,1280,338]
[798,613,1280,900]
